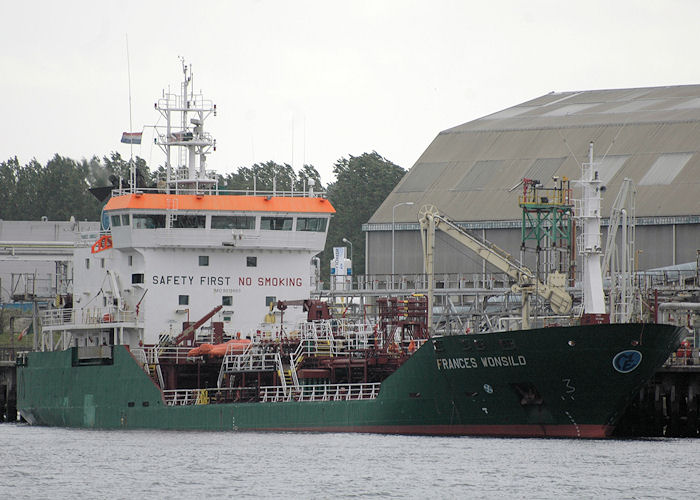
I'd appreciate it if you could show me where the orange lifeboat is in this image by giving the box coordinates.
[188,339,250,358]
[187,343,213,357]
[210,339,251,357]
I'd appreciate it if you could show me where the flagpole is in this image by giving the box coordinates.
[32,271,38,351]
[126,34,135,192]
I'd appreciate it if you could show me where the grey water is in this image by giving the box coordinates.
[1,423,697,499]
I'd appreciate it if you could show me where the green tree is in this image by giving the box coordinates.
[322,152,405,283]
[220,162,325,194]
[0,157,20,219]
[294,164,324,193]
[102,151,151,189]
[35,155,102,220]
[0,154,153,221]
[11,158,42,219]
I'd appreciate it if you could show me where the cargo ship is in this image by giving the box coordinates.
[16,63,684,438]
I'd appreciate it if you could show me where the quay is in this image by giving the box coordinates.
[615,356,700,438]
[0,348,17,422]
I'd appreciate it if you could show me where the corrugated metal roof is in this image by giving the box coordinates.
[370,85,700,225]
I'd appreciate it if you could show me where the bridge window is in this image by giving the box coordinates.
[111,215,121,227]
[211,215,255,230]
[296,217,327,232]
[171,215,206,229]
[222,296,232,306]
[265,296,276,307]
[261,217,292,231]
[178,295,189,306]
[246,256,257,267]
[132,273,144,284]
[121,214,130,226]
[199,256,209,266]
[133,214,165,229]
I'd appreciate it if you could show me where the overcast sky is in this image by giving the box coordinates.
[3,0,700,186]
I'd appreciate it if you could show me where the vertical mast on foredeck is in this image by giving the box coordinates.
[578,142,606,314]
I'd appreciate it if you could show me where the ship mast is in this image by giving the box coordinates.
[577,142,607,317]
[155,58,217,194]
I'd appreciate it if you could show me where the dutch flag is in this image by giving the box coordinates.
[121,132,143,144]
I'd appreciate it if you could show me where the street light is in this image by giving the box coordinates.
[392,201,414,288]
[342,237,353,262]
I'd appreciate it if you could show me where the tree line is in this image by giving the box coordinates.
[0,152,405,282]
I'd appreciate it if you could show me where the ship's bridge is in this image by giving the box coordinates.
[103,191,335,250]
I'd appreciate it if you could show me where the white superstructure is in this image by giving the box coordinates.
[40,62,334,350]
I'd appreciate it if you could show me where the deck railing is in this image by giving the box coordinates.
[110,186,327,198]
[143,345,197,363]
[41,307,138,327]
[259,382,381,403]
[163,382,382,406]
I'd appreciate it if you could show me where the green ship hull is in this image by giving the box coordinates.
[17,323,683,438]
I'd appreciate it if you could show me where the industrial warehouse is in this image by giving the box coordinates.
[366,84,700,277]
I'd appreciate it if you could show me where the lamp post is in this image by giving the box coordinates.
[392,201,414,288]
[342,237,353,262]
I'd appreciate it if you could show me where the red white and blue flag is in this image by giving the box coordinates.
[121,132,142,144]
[18,324,31,341]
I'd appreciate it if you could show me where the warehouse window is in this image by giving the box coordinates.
[597,155,629,184]
[639,153,693,186]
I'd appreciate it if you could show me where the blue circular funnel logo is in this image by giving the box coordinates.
[613,350,643,373]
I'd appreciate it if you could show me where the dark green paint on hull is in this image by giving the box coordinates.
[17,323,684,438]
